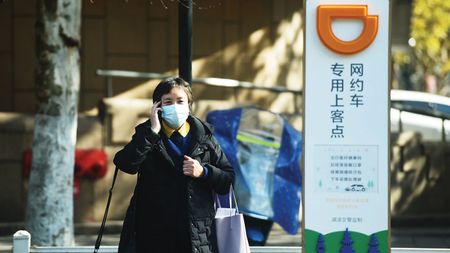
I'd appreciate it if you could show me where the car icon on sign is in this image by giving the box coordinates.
[345,184,366,192]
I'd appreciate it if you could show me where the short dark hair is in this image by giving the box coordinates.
[152,77,193,107]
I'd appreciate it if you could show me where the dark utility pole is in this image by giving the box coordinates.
[178,0,193,86]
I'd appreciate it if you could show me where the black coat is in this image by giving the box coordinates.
[114,116,234,253]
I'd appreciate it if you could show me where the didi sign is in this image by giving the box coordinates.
[317,5,379,54]
[303,0,390,253]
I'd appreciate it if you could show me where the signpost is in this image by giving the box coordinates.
[302,0,391,252]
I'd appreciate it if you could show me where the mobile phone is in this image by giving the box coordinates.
[155,101,162,117]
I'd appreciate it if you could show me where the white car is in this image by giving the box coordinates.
[390,89,450,142]
[345,184,366,192]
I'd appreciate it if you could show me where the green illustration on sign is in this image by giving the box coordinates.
[304,229,388,253]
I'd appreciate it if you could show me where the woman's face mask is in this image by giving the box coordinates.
[160,87,190,129]
[161,103,189,129]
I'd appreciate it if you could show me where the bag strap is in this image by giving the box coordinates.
[93,166,119,253]
[214,185,239,213]
[229,185,239,213]
[215,193,222,209]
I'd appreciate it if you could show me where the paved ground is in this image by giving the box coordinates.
[1,223,450,252]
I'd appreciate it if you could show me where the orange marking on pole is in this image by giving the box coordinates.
[317,5,378,54]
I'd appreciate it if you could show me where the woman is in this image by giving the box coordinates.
[114,77,234,253]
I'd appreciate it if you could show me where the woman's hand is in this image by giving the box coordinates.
[183,155,204,178]
[150,101,162,133]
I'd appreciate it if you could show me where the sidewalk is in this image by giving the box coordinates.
[1,223,450,252]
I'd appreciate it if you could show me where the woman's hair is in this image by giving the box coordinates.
[152,77,193,108]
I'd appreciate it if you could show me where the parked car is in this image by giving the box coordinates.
[390,89,450,142]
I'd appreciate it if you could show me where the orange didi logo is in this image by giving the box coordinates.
[317,5,378,54]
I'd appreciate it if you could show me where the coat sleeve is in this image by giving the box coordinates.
[201,135,235,194]
[113,120,161,174]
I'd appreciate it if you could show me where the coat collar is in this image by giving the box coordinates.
[161,120,190,138]
[186,115,214,141]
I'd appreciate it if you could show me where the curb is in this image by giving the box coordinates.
[0,221,123,237]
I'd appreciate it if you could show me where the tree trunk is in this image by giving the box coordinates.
[26,0,81,246]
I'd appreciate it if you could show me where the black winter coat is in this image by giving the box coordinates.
[114,116,234,253]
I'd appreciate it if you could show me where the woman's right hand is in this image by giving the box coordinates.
[150,101,162,133]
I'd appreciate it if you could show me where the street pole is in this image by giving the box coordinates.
[179,0,193,86]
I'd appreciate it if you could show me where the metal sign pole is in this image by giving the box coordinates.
[178,0,193,86]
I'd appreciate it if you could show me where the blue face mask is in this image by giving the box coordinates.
[161,104,189,129]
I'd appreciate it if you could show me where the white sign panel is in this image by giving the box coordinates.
[303,0,390,252]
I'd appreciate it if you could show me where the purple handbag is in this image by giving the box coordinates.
[215,186,251,253]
